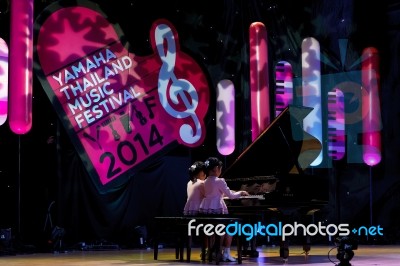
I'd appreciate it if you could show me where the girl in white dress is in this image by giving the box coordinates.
[199,157,249,262]
[183,161,206,216]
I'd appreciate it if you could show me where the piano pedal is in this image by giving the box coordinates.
[249,250,259,258]
[242,249,259,258]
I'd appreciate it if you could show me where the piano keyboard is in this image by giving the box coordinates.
[224,195,264,200]
[275,61,293,117]
[327,88,345,160]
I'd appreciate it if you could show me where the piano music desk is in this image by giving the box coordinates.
[153,216,243,264]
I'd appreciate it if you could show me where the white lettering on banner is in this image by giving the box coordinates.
[155,23,202,145]
[70,83,143,129]
[57,55,132,100]
[52,48,121,87]
[50,48,141,129]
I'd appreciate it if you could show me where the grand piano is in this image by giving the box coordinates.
[221,105,329,259]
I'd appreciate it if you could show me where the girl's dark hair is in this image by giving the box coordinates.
[188,161,205,181]
[204,157,223,174]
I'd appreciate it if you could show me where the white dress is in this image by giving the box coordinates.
[183,179,205,216]
[199,176,241,214]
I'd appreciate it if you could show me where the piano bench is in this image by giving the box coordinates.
[153,216,243,264]
[152,217,189,262]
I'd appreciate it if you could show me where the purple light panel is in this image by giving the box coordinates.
[216,79,235,156]
[327,88,345,160]
[275,61,293,117]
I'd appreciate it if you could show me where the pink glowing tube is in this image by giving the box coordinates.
[275,61,293,117]
[327,88,345,160]
[302,37,322,166]
[249,22,270,141]
[9,0,33,134]
[361,47,382,166]
[0,38,8,126]
[216,79,235,156]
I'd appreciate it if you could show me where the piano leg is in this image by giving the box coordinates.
[242,237,259,258]
[239,211,268,258]
[303,235,311,257]
[301,208,318,257]
[279,240,289,262]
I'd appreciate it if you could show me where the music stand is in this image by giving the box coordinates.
[43,201,65,252]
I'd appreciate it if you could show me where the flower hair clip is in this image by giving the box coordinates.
[189,164,197,171]
[204,160,210,167]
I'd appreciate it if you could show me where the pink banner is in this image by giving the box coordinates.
[34,2,209,189]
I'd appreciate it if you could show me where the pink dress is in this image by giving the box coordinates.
[183,179,205,215]
[199,176,242,214]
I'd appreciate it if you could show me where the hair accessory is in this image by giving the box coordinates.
[189,164,197,171]
[204,157,222,170]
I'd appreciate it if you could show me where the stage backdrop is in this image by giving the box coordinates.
[1,0,398,247]
[31,0,216,245]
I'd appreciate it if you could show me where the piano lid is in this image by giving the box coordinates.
[221,105,322,179]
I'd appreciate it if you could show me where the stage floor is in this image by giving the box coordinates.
[0,245,399,265]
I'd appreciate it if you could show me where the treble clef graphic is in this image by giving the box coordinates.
[155,23,201,145]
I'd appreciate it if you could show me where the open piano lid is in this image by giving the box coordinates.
[221,105,322,179]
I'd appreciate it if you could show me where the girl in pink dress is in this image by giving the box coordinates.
[183,161,206,216]
[199,157,249,262]
[183,161,209,259]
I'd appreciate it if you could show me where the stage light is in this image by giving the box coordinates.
[335,236,358,266]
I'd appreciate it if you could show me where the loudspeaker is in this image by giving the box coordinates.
[0,228,14,256]
[0,228,11,248]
